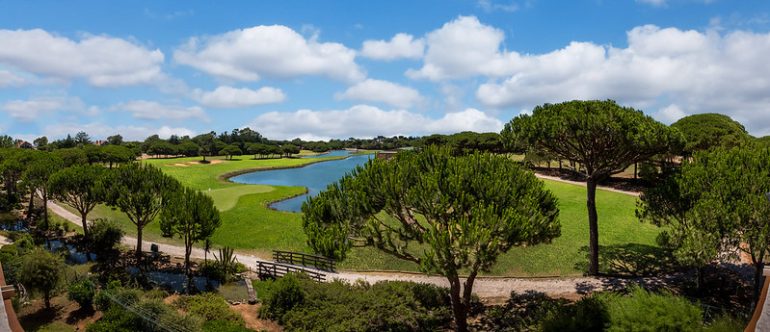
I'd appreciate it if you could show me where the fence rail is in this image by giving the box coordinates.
[272,250,336,272]
[257,261,326,282]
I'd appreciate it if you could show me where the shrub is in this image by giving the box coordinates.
[173,292,242,323]
[600,287,703,332]
[68,277,97,310]
[260,273,304,322]
[260,274,453,331]
[541,297,608,332]
[704,314,746,332]
[203,319,252,332]
[478,291,570,331]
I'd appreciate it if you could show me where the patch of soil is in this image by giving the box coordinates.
[172,163,189,167]
[19,295,100,331]
[230,303,283,332]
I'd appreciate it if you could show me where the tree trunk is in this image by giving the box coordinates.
[755,262,765,302]
[696,266,704,295]
[185,237,193,293]
[448,276,468,332]
[633,162,638,179]
[559,160,563,171]
[44,291,51,309]
[136,226,144,257]
[42,191,49,230]
[587,177,600,275]
[27,190,35,222]
[80,213,89,239]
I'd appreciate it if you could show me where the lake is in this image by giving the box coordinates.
[229,151,372,212]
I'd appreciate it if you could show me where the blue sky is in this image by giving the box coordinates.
[1,0,770,141]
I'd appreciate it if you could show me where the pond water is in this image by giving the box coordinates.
[302,150,353,158]
[230,151,372,212]
[47,239,94,264]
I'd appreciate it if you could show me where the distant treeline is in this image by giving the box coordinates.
[0,128,505,159]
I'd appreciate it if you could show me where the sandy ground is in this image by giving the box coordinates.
[171,159,224,167]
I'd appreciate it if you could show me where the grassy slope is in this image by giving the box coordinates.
[70,154,661,276]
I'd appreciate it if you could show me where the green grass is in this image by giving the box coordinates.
[62,154,662,277]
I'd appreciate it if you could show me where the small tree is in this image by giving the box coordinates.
[161,187,221,291]
[220,144,242,160]
[303,147,560,332]
[671,113,750,156]
[18,248,65,309]
[48,165,105,238]
[281,144,300,158]
[101,145,135,168]
[105,163,180,257]
[506,100,680,275]
[89,219,125,271]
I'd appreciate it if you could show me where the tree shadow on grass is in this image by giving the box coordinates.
[19,304,62,331]
[575,243,678,278]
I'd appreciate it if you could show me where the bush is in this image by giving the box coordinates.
[478,291,570,331]
[260,274,453,331]
[704,314,746,332]
[203,319,252,332]
[542,297,608,332]
[89,297,201,332]
[601,287,702,332]
[173,293,242,323]
[260,273,304,322]
[68,277,97,310]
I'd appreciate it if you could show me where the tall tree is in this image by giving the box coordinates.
[161,187,221,291]
[675,147,770,299]
[74,131,92,146]
[48,165,105,238]
[105,163,180,256]
[303,147,560,332]
[0,135,13,148]
[18,248,65,309]
[671,113,750,155]
[506,100,680,275]
[22,151,63,228]
[106,134,124,146]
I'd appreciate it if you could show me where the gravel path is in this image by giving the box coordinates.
[533,173,640,197]
[47,199,633,300]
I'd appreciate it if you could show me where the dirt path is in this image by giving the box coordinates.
[48,200,635,300]
[533,173,640,197]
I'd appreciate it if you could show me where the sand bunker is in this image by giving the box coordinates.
[170,159,225,167]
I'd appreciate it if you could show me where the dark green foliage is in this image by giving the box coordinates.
[49,164,106,237]
[17,248,65,309]
[600,287,702,332]
[88,298,200,332]
[104,162,181,255]
[220,144,242,160]
[68,277,97,310]
[672,113,750,155]
[541,297,608,332]
[88,219,124,269]
[303,146,560,331]
[173,293,243,324]
[506,99,681,276]
[202,319,252,332]
[160,187,221,290]
[259,275,453,331]
[52,148,88,167]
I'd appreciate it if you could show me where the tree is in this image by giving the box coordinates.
[18,248,65,309]
[177,140,200,157]
[49,165,105,238]
[33,136,48,149]
[220,144,242,160]
[161,187,221,291]
[196,133,217,162]
[52,148,88,167]
[302,147,560,332]
[675,147,770,299]
[74,131,92,146]
[671,113,750,156]
[636,167,721,292]
[0,135,13,148]
[506,100,680,275]
[101,145,135,168]
[89,219,125,271]
[22,151,63,228]
[281,144,300,158]
[106,134,124,146]
[105,163,181,256]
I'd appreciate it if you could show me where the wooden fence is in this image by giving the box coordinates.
[256,261,326,282]
[272,250,336,272]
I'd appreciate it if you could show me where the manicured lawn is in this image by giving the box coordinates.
[66,154,663,277]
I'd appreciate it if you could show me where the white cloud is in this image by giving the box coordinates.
[469,24,770,134]
[1,96,93,122]
[0,70,26,87]
[655,104,688,123]
[335,79,423,108]
[0,29,164,86]
[174,25,364,82]
[34,123,195,141]
[194,86,286,108]
[112,100,207,121]
[477,0,519,13]
[407,16,522,81]
[360,33,425,60]
[250,104,503,140]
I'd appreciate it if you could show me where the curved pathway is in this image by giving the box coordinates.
[47,180,641,301]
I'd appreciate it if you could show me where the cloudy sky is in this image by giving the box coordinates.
[2,0,770,141]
